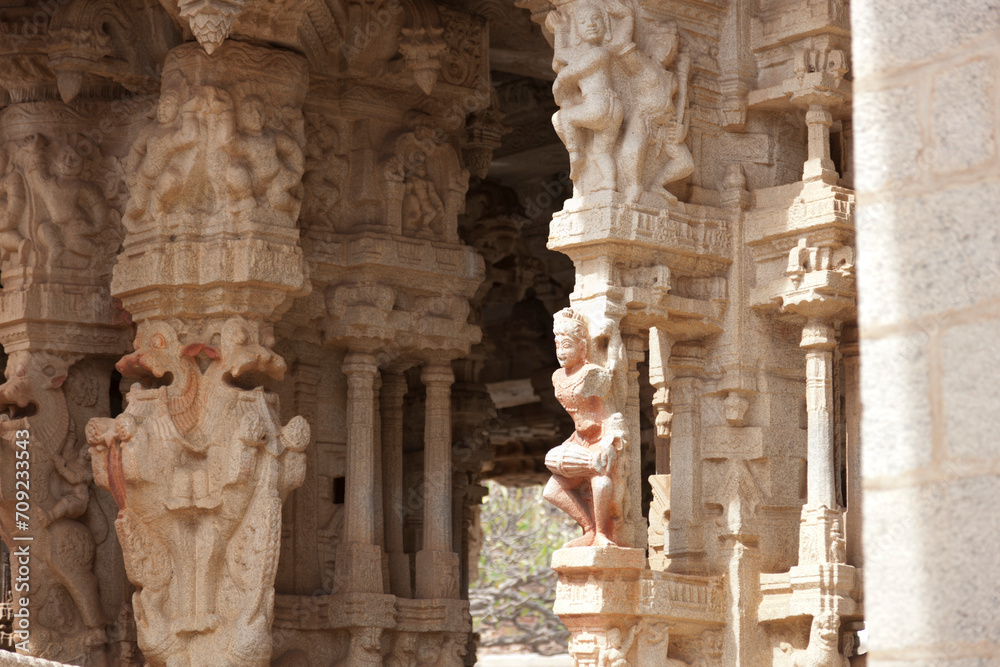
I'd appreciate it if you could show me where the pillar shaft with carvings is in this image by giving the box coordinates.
[0,98,135,664]
[85,40,310,667]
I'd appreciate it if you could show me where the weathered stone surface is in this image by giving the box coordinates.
[3,0,995,665]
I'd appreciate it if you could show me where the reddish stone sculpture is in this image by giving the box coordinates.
[544,307,626,547]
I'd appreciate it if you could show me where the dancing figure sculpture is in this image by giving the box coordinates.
[544,308,626,547]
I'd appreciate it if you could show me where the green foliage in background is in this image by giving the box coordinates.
[470,481,577,656]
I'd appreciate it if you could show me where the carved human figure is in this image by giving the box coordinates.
[0,148,29,267]
[0,352,108,653]
[615,19,694,203]
[389,122,448,236]
[780,614,849,667]
[125,89,192,224]
[548,1,626,193]
[599,626,636,667]
[225,94,304,218]
[302,113,347,224]
[23,137,113,271]
[543,308,626,547]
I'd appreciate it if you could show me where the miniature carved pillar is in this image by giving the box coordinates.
[416,362,459,599]
[649,327,674,475]
[802,319,837,510]
[339,351,384,593]
[381,372,411,597]
[805,106,836,179]
[623,332,647,549]
[667,371,705,564]
[795,317,848,567]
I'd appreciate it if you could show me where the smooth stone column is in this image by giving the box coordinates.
[338,351,383,593]
[415,362,459,599]
[380,372,411,597]
[802,318,837,510]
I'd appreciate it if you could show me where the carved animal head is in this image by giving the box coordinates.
[117,321,181,382]
[0,350,71,423]
[220,318,286,383]
[810,613,840,650]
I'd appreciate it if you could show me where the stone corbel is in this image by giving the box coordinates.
[399,27,447,95]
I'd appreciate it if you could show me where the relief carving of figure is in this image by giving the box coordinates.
[0,148,29,267]
[301,112,347,227]
[548,0,627,193]
[29,138,115,271]
[546,0,695,202]
[544,307,626,547]
[125,54,305,232]
[0,134,122,275]
[779,614,849,667]
[385,114,469,240]
[616,22,694,204]
[0,351,109,660]
[599,626,636,667]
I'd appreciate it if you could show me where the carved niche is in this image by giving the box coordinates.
[383,112,469,242]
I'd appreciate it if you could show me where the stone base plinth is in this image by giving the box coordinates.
[552,546,647,572]
[335,542,385,594]
[388,551,412,598]
[759,563,862,622]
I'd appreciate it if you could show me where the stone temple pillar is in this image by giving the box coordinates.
[339,351,383,593]
[416,361,460,600]
[86,40,310,667]
[853,1,1000,663]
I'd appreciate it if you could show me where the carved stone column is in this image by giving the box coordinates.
[338,351,383,594]
[380,372,411,598]
[0,99,134,665]
[665,348,706,569]
[416,362,459,600]
[649,327,674,475]
[803,319,837,512]
[85,39,310,667]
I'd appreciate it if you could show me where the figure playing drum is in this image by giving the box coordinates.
[544,307,625,547]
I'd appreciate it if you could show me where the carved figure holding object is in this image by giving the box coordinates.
[544,308,626,547]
